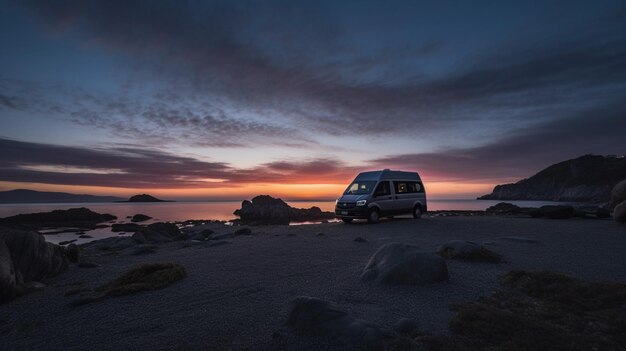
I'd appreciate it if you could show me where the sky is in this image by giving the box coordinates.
[1,0,625,200]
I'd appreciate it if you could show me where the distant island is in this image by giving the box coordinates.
[478,155,626,203]
[121,194,171,202]
[0,189,125,204]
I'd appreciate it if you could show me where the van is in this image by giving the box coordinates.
[334,169,427,223]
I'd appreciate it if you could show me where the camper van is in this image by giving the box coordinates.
[335,169,427,224]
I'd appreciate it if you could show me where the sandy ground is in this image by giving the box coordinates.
[1,215,625,350]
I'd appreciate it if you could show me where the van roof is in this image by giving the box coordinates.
[354,169,421,181]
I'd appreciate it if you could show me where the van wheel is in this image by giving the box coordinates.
[413,205,423,219]
[367,208,380,224]
[342,218,353,223]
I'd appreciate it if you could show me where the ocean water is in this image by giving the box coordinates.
[0,199,582,221]
[0,199,581,245]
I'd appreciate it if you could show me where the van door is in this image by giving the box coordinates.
[371,181,394,215]
[392,181,416,214]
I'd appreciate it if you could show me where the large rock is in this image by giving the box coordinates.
[610,180,626,208]
[361,243,449,285]
[0,207,116,230]
[234,195,334,224]
[286,297,385,347]
[614,201,626,223]
[0,228,69,302]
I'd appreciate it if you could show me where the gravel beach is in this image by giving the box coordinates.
[2,216,625,350]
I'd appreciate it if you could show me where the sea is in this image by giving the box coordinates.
[0,199,580,244]
[0,199,583,221]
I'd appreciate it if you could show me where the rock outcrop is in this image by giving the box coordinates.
[361,243,449,285]
[0,207,116,230]
[132,223,181,243]
[478,155,626,202]
[0,228,69,302]
[234,195,335,224]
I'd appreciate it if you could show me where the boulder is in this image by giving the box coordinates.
[610,180,626,208]
[437,240,502,262]
[131,214,152,223]
[234,195,334,225]
[485,202,522,214]
[0,228,69,303]
[286,297,386,346]
[614,201,626,223]
[361,243,449,285]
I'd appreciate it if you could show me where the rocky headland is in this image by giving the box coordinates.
[478,155,626,203]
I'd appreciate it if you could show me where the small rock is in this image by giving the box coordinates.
[77,261,99,268]
[354,237,367,243]
[286,297,385,347]
[394,318,417,333]
[64,244,80,263]
[486,202,521,214]
[316,232,324,236]
[131,214,152,222]
[78,235,93,239]
[59,240,77,246]
[234,227,252,236]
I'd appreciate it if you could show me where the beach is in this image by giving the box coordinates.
[2,215,625,350]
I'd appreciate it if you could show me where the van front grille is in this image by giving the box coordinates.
[337,202,356,209]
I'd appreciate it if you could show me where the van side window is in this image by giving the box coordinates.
[374,181,390,196]
[394,182,407,193]
[394,181,424,194]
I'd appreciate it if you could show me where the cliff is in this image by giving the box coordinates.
[478,155,626,203]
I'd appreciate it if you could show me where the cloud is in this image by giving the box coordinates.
[370,100,626,182]
[0,94,27,110]
[0,137,232,187]
[0,137,357,188]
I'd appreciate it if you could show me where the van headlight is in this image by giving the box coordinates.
[356,200,367,206]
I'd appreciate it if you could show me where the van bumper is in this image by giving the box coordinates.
[334,206,368,218]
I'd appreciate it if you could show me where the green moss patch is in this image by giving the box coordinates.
[97,262,186,297]
[390,270,626,351]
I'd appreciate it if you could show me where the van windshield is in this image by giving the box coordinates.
[343,181,376,195]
